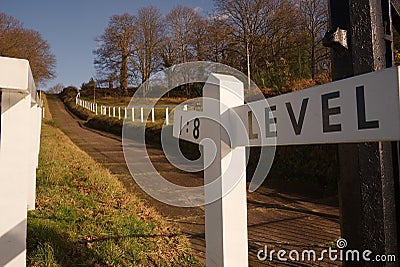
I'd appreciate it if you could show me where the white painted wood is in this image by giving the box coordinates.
[203,74,248,267]
[0,56,41,267]
[174,73,248,266]
[175,67,400,147]
[165,107,169,125]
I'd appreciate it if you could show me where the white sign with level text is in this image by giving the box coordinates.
[174,67,400,146]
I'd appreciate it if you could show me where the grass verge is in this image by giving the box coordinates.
[27,110,200,266]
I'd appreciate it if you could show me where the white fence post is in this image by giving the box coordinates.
[151,107,155,123]
[141,107,144,123]
[203,75,248,266]
[132,107,135,122]
[0,56,42,266]
[173,74,248,266]
[113,107,116,117]
[166,107,169,125]
[95,103,98,115]
[124,107,127,119]
[118,107,121,120]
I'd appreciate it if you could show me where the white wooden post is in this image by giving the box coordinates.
[0,57,42,267]
[165,107,169,125]
[108,106,111,117]
[203,74,248,266]
[151,107,155,123]
[132,107,135,122]
[173,74,248,266]
[124,107,127,119]
[28,102,42,210]
[113,106,116,117]
[118,107,121,120]
[95,103,98,115]
[140,107,144,123]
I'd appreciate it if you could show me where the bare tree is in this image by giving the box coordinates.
[0,12,56,85]
[214,0,275,88]
[165,5,204,96]
[166,5,203,63]
[94,13,135,95]
[47,83,64,94]
[300,0,329,79]
[160,36,176,68]
[132,6,164,89]
[206,15,232,63]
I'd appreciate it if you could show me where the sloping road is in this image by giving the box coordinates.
[47,95,341,266]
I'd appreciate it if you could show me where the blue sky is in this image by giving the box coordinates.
[1,0,214,90]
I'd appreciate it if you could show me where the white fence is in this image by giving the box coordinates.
[76,97,189,125]
[0,57,42,266]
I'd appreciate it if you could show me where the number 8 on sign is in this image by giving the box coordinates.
[193,118,200,139]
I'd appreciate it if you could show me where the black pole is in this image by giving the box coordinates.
[326,0,398,266]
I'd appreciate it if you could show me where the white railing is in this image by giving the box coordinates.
[75,97,190,126]
[0,56,42,267]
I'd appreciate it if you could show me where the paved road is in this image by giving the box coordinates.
[47,95,341,266]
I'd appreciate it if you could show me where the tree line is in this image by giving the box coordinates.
[0,13,56,85]
[93,0,329,96]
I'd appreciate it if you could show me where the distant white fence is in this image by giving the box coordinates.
[0,57,42,266]
[76,97,189,126]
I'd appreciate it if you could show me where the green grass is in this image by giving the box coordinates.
[27,101,201,266]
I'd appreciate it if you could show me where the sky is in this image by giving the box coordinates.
[1,0,214,90]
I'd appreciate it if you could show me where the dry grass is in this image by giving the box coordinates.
[27,95,201,266]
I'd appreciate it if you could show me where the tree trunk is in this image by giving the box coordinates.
[120,54,129,95]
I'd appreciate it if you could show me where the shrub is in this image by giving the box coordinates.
[85,116,123,136]
[59,86,93,121]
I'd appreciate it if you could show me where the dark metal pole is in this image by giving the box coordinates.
[326,1,399,266]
